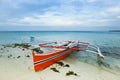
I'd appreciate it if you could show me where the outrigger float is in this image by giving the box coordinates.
[32,41,104,72]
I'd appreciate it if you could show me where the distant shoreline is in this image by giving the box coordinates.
[0,30,107,32]
[109,30,120,32]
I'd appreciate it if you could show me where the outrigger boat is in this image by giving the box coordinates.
[32,41,104,72]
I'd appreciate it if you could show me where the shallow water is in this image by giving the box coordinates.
[0,31,120,72]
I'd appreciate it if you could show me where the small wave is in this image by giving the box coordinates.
[100,46,120,59]
[70,50,120,72]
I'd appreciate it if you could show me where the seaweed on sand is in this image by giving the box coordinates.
[66,71,78,76]
[0,48,4,53]
[26,55,30,58]
[33,48,43,54]
[55,61,64,67]
[0,48,3,50]
[0,55,2,58]
[17,56,21,58]
[50,67,60,73]
[8,54,12,58]
[64,64,70,67]
[13,43,31,48]
[55,61,70,68]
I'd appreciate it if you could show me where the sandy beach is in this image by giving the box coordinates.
[0,44,120,80]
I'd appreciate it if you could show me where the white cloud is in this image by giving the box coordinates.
[6,0,118,27]
[87,0,97,3]
[117,16,120,19]
[107,7,120,13]
[10,14,84,27]
[0,0,57,10]
[0,0,120,30]
[9,12,115,27]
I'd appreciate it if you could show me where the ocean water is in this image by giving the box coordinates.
[0,31,120,72]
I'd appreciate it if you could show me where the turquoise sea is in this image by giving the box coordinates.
[0,31,120,72]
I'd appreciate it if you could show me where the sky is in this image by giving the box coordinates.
[0,0,120,31]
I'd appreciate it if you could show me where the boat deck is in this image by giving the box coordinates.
[34,48,66,55]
